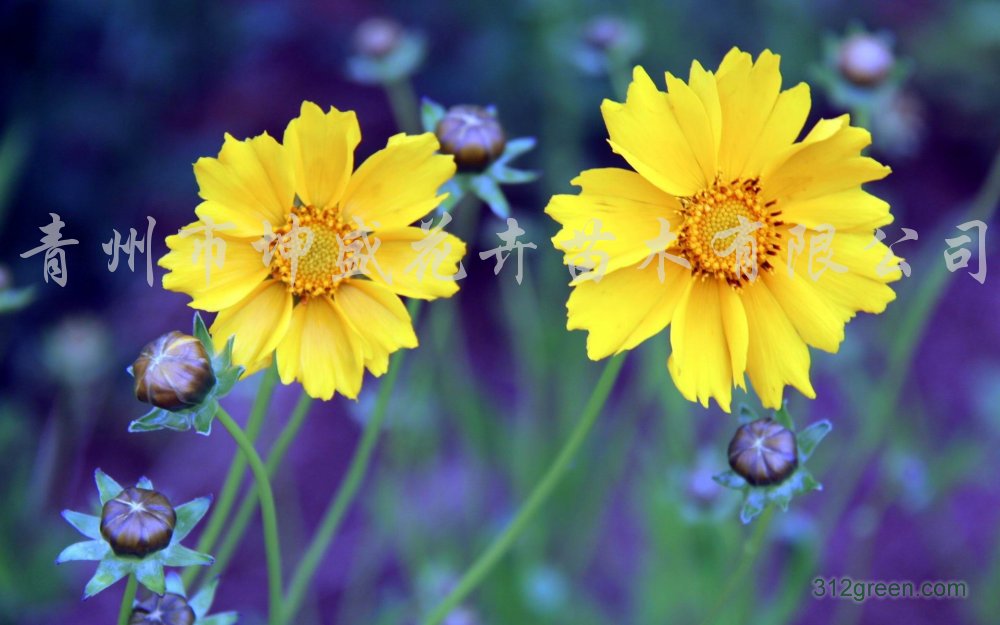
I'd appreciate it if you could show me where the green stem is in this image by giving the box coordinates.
[215,407,283,625]
[185,365,279,587]
[420,354,626,625]
[700,507,775,625]
[383,78,422,134]
[279,299,424,625]
[116,573,137,625]
[206,392,313,581]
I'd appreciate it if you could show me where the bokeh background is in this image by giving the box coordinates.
[2,1,1000,624]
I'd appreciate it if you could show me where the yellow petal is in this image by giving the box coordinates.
[687,60,723,160]
[283,101,360,211]
[210,280,293,368]
[781,188,893,232]
[716,49,783,177]
[368,226,466,300]
[740,282,816,408]
[668,278,734,411]
[665,71,718,183]
[804,230,901,317]
[763,263,846,353]
[601,66,706,196]
[567,260,689,360]
[335,280,418,376]
[763,119,891,203]
[276,297,364,400]
[741,82,811,177]
[160,222,269,312]
[718,282,748,389]
[341,133,456,230]
[546,168,683,275]
[192,133,294,238]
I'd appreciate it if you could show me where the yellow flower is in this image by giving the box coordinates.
[546,49,901,412]
[160,102,465,400]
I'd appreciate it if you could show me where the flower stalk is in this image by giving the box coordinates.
[116,574,137,625]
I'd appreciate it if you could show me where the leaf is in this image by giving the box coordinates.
[470,175,510,219]
[421,98,447,133]
[797,420,833,461]
[129,408,193,433]
[200,613,239,625]
[172,496,212,542]
[136,558,166,595]
[739,490,767,524]
[773,403,794,430]
[189,578,219,618]
[165,571,186,597]
[192,312,215,356]
[62,510,102,540]
[712,470,746,490]
[94,469,123,505]
[136,476,154,490]
[56,540,109,564]
[83,558,131,599]
[193,400,219,436]
[162,544,214,568]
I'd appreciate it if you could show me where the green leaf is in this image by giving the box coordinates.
[129,408,193,433]
[189,578,219,618]
[193,400,219,436]
[773,403,794,430]
[172,496,212,542]
[200,613,239,625]
[136,476,154,490]
[421,98,447,133]
[94,469,123,505]
[192,312,214,356]
[83,558,132,598]
[62,510,101,540]
[712,470,746,490]
[470,175,510,219]
[797,420,833,461]
[165,571,186,597]
[136,559,166,595]
[56,540,109,563]
[740,490,766,524]
[161,544,214,568]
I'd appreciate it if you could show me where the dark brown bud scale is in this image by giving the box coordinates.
[354,17,404,58]
[130,593,196,625]
[435,105,507,172]
[133,331,215,411]
[727,418,798,486]
[838,34,894,87]
[101,487,176,558]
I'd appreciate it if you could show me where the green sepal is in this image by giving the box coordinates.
[136,559,166,595]
[162,544,214,568]
[346,32,426,84]
[56,540,109,564]
[0,285,35,313]
[189,577,219,618]
[798,420,833,461]
[62,510,101,540]
[165,571,186,597]
[192,312,214,355]
[200,613,239,625]
[95,469,123,505]
[173,496,212,542]
[712,470,746,490]
[421,98,447,133]
[469,175,510,219]
[83,558,131,599]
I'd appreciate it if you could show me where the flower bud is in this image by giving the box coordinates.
[130,593,195,625]
[354,17,404,59]
[101,487,177,558]
[583,15,629,52]
[838,33,894,87]
[435,105,507,172]
[133,331,216,411]
[727,418,798,486]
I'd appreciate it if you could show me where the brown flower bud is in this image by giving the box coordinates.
[353,17,404,59]
[727,418,798,486]
[435,105,507,172]
[101,487,177,558]
[130,593,196,625]
[133,331,215,411]
[838,34,894,87]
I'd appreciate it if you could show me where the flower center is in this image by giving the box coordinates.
[265,204,363,298]
[676,176,782,288]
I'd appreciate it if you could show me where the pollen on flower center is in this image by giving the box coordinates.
[676,176,783,288]
[267,204,362,298]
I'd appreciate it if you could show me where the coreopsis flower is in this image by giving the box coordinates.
[57,470,213,597]
[160,102,465,400]
[546,48,901,411]
[129,573,237,625]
